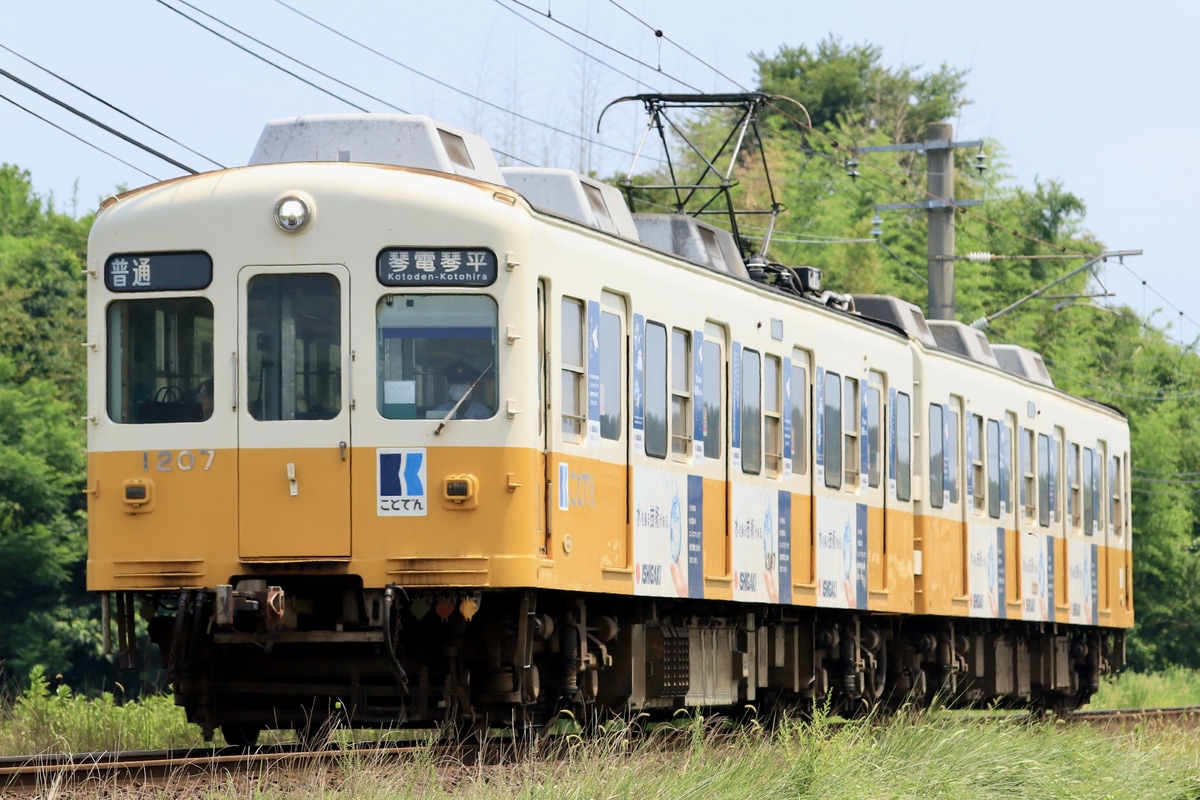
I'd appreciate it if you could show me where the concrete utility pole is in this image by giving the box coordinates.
[925,123,955,321]
[858,124,982,321]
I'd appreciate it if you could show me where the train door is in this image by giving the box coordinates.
[788,348,813,586]
[237,266,351,559]
[598,292,629,567]
[701,323,729,579]
[538,281,548,553]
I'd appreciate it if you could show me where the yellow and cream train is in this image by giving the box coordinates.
[85,111,1131,744]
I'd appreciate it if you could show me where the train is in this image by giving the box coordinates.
[85,102,1132,746]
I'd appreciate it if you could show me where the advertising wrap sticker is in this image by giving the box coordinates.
[633,467,692,598]
[814,497,867,609]
[968,524,1006,619]
[1068,539,1099,625]
[1020,530,1051,622]
[731,483,784,603]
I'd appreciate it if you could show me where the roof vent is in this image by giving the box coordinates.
[927,320,1000,367]
[851,295,937,347]
[632,214,749,279]
[500,167,639,239]
[992,344,1055,387]
[248,114,505,184]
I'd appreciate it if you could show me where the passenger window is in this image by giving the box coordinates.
[1021,428,1036,523]
[599,310,622,440]
[895,391,911,501]
[970,414,985,514]
[867,385,882,489]
[1110,454,1124,539]
[376,294,498,421]
[987,419,1001,519]
[946,407,960,503]
[703,338,723,459]
[741,348,762,474]
[671,328,692,457]
[645,321,668,458]
[764,355,782,475]
[790,359,808,476]
[929,404,944,508]
[1083,446,1096,536]
[1069,443,1082,532]
[107,297,214,424]
[1038,434,1051,527]
[560,297,585,436]
[823,371,842,489]
[248,273,341,421]
[843,377,860,487]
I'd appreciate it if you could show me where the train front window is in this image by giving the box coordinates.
[106,297,214,424]
[376,294,498,420]
[246,274,342,421]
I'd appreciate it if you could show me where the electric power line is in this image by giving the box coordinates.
[0,42,224,169]
[0,90,159,181]
[0,65,196,174]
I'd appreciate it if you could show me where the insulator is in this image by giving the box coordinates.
[965,251,994,263]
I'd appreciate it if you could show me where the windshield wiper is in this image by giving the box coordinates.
[433,361,494,435]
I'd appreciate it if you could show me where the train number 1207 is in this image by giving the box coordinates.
[142,449,216,472]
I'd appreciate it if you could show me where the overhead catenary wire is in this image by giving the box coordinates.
[0,65,196,174]
[271,0,649,164]
[499,0,705,93]
[0,42,224,170]
[0,89,160,182]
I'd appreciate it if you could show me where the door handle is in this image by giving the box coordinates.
[339,441,347,461]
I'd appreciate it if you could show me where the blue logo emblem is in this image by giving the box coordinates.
[378,448,428,516]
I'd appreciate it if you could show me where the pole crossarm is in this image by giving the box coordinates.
[968,249,1144,329]
[855,139,984,154]
[875,199,981,211]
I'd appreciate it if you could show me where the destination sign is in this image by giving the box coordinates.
[104,252,213,292]
[377,248,497,287]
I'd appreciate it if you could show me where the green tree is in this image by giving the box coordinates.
[0,165,102,687]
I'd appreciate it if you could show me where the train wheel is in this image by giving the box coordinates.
[221,723,262,748]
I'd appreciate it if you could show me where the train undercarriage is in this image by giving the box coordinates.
[116,580,1125,745]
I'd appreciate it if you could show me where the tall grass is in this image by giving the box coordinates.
[1091,665,1200,708]
[0,665,203,753]
[3,667,1200,798]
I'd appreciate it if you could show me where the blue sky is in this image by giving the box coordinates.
[4,1,1197,340]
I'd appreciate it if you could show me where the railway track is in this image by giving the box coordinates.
[4,707,1196,795]
[0,739,494,796]
[1066,705,1200,726]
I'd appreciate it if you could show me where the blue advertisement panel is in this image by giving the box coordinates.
[783,357,793,476]
[586,300,600,445]
[815,366,825,478]
[967,414,976,502]
[687,475,705,598]
[693,331,705,463]
[889,387,897,498]
[1090,542,1099,625]
[996,527,1007,620]
[855,503,868,610]
[731,341,742,470]
[1046,533,1056,618]
[778,490,792,605]
[860,381,869,491]
[633,313,645,454]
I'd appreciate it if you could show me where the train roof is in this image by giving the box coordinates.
[992,344,1055,388]
[927,320,1001,368]
[851,295,937,348]
[500,167,640,240]
[247,113,506,185]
